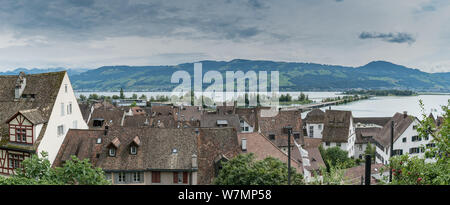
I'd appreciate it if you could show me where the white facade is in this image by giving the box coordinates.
[240,120,254,133]
[375,119,434,165]
[306,123,323,138]
[37,73,88,164]
[322,118,356,158]
[354,143,368,159]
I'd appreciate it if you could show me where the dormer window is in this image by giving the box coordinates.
[130,146,137,155]
[109,147,116,157]
[129,136,140,155]
[108,137,120,157]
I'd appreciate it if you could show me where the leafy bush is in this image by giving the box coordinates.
[388,100,449,185]
[0,152,110,185]
[213,153,304,185]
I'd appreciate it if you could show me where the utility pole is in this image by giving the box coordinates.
[389,120,394,182]
[365,154,371,185]
[284,126,293,185]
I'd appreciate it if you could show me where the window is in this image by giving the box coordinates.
[118,172,126,183]
[426,143,436,148]
[8,154,25,169]
[412,136,419,142]
[173,172,187,184]
[425,136,429,140]
[413,125,418,130]
[57,125,64,136]
[132,172,142,183]
[392,149,403,156]
[309,126,314,137]
[16,128,26,143]
[67,103,72,115]
[130,146,137,155]
[244,127,249,132]
[96,138,102,144]
[65,84,68,93]
[152,171,161,183]
[318,124,322,130]
[294,133,300,139]
[409,147,420,154]
[109,148,116,157]
[72,120,77,129]
[325,142,330,146]
[61,103,65,116]
[402,138,406,143]
[336,143,341,147]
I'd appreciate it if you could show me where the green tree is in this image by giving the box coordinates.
[88,93,99,100]
[139,94,147,100]
[0,152,110,185]
[319,146,355,169]
[388,100,449,185]
[79,94,87,101]
[120,88,125,99]
[213,153,304,185]
[132,93,138,99]
[364,142,376,163]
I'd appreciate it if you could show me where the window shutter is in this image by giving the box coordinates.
[183,172,188,184]
[173,172,178,183]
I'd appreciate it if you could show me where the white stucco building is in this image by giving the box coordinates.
[0,71,87,176]
[321,110,356,158]
[304,109,325,139]
[373,112,435,165]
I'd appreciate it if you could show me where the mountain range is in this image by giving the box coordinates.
[2,60,449,92]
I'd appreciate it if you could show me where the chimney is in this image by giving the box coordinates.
[191,154,198,169]
[403,111,408,118]
[241,138,247,151]
[15,72,26,99]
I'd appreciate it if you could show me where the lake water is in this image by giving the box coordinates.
[75,91,449,119]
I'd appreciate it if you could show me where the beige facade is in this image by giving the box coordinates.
[107,171,198,185]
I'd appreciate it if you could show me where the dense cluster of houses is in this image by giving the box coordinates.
[0,72,443,184]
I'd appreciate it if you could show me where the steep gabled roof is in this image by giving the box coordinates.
[354,117,391,127]
[304,109,325,124]
[258,110,303,147]
[322,110,353,143]
[237,132,303,174]
[374,112,416,148]
[0,72,65,127]
[53,127,240,184]
[6,109,47,125]
[355,127,380,144]
[200,114,240,131]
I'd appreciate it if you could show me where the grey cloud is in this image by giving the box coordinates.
[359,32,416,44]
[0,0,269,41]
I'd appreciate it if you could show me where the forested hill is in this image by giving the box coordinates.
[8,60,450,92]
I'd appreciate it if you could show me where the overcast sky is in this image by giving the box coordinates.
[0,0,449,72]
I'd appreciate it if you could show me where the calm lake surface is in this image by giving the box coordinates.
[75,91,449,119]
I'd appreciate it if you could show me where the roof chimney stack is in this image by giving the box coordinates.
[403,111,408,118]
[241,138,247,151]
[191,154,198,169]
